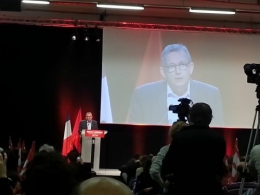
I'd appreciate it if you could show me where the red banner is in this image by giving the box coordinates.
[85,130,105,138]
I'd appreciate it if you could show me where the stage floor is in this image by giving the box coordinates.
[96,169,120,176]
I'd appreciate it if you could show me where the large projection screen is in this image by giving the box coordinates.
[100,27,260,128]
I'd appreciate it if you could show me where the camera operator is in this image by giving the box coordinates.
[161,103,226,195]
[149,121,188,193]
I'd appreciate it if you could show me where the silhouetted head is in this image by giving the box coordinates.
[76,177,133,195]
[189,103,212,125]
[23,152,77,195]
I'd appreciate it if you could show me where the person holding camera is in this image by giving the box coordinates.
[161,103,226,195]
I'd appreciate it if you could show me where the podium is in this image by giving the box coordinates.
[81,130,107,172]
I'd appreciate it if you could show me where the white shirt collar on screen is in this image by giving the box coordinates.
[167,82,191,125]
[167,82,190,99]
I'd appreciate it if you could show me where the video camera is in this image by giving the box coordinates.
[169,98,193,122]
[244,63,260,99]
[244,63,260,84]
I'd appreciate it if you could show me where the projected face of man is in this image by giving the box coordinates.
[160,50,194,96]
[86,112,93,122]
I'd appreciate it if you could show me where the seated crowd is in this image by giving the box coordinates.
[1,103,260,195]
[0,145,129,195]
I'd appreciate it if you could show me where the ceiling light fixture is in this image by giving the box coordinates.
[97,3,144,10]
[189,8,235,15]
[22,0,50,4]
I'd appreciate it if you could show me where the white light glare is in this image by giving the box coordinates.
[22,0,50,4]
[97,3,144,10]
[189,8,235,14]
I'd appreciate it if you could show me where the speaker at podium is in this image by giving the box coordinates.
[81,130,107,172]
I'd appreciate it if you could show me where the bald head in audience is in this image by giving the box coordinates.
[39,144,55,153]
[76,177,133,195]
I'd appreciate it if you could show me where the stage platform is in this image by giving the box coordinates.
[96,169,120,176]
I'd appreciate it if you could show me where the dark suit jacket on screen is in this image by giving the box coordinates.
[78,120,99,135]
[127,79,224,127]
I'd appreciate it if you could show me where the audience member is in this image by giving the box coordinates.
[119,154,141,185]
[22,151,78,195]
[67,150,91,182]
[249,144,260,195]
[0,152,13,195]
[136,155,149,179]
[5,149,19,187]
[134,158,158,195]
[148,154,154,159]
[150,121,188,190]
[39,144,55,153]
[75,177,133,195]
[162,103,226,195]
[223,162,257,195]
[236,162,255,182]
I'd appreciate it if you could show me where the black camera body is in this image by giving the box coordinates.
[169,98,192,122]
[244,63,260,99]
[244,63,260,84]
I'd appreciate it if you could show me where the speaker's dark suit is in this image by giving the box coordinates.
[127,80,224,127]
[78,120,99,135]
